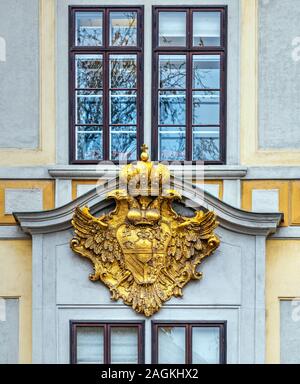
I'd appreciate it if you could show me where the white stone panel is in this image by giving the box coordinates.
[252,189,279,213]
[76,184,97,198]
[204,184,220,198]
[5,188,43,214]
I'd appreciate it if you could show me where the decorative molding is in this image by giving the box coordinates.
[14,176,282,237]
[49,165,248,180]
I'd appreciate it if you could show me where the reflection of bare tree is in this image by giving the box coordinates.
[77,27,102,46]
[77,132,103,160]
[160,93,185,125]
[77,58,103,88]
[111,93,136,124]
[78,96,102,124]
[111,12,137,46]
[193,138,219,161]
[111,131,136,160]
[110,57,136,89]
[160,131,185,161]
[160,60,186,88]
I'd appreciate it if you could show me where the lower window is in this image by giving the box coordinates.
[70,320,226,364]
[70,321,145,364]
[152,321,226,364]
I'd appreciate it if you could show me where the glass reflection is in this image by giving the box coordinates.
[111,327,138,363]
[193,12,221,47]
[110,12,137,46]
[110,91,137,125]
[159,12,186,46]
[110,55,137,89]
[76,126,103,161]
[192,91,220,125]
[76,327,104,364]
[193,55,220,89]
[76,55,103,89]
[76,91,103,125]
[192,327,220,364]
[158,327,186,363]
[193,126,220,161]
[159,91,186,125]
[159,55,186,89]
[76,12,103,46]
[159,127,186,161]
[110,126,137,161]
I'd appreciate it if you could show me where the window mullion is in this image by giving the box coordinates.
[186,52,192,161]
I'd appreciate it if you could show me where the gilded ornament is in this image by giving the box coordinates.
[71,145,220,316]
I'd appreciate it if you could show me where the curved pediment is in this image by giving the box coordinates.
[13,176,282,236]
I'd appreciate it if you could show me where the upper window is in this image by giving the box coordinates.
[152,7,227,163]
[70,321,145,364]
[69,7,144,163]
[152,321,226,364]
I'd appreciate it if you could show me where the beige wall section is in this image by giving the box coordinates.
[0,0,55,166]
[242,181,289,226]
[0,240,32,363]
[240,0,300,165]
[0,180,55,224]
[266,240,300,363]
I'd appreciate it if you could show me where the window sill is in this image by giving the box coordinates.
[48,165,247,180]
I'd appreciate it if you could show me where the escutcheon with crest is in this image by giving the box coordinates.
[71,145,220,316]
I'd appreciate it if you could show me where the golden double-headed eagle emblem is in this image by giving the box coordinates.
[71,145,220,316]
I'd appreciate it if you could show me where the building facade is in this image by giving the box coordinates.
[0,0,300,364]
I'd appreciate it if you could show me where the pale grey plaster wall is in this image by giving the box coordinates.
[0,0,39,149]
[258,0,300,149]
[0,298,19,364]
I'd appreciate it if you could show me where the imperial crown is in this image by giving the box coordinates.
[119,144,170,196]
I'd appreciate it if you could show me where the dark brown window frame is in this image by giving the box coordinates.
[69,6,144,164]
[70,320,145,364]
[151,321,227,364]
[151,6,227,164]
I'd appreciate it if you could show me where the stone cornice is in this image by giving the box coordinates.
[14,176,282,237]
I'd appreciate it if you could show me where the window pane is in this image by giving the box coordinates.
[110,55,137,89]
[110,126,137,161]
[159,12,186,46]
[76,12,103,46]
[77,327,104,364]
[76,55,103,89]
[76,126,103,161]
[193,12,221,47]
[193,91,220,125]
[158,326,186,363]
[159,91,186,125]
[192,327,220,364]
[76,91,103,125]
[110,91,137,124]
[111,327,139,364]
[193,55,220,89]
[110,12,137,46]
[159,127,186,161]
[159,55,186,89]
[193,127,220,161]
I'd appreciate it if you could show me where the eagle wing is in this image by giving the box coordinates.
[71,206,122,264]
[167,210,220,279]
